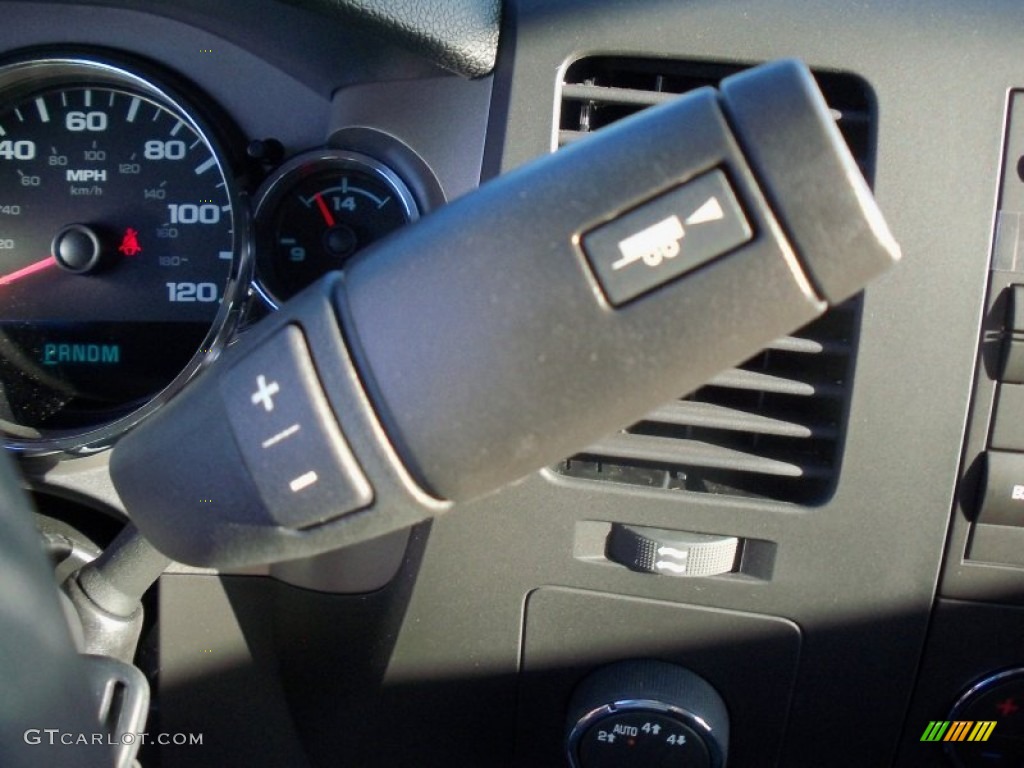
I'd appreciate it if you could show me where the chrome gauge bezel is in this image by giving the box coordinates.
[252,149,419,310]
[0,54,251,456]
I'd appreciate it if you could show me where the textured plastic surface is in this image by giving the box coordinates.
[281,0,500,77]
[2,2,1008,766]
[943,88,1024,603]
[976,451,1024,528]
[343,60,894,503]
[112,58,896,567]
[111,278,446,567]
[76,524,169,616]
[327,75,493,206]
[1002,339,1024,383]
[991,384,1024,451]
[606,524,739,577]
[67,524,168,662]
[81,655,150,768]
[715,60,899,304]
[1002,286,1024,381]
[1007,285,1024,331]
[484,4,981,765]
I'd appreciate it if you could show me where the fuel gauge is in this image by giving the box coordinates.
[254,150,419,307]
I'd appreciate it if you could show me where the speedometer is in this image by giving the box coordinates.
[0,56,248,452]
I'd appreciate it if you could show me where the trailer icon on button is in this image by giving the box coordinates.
[582,170,752,306]
[611,195,730,273]
[612,215,685,271]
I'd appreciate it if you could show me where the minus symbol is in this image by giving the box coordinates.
[262,423,300,448]
[289,471,318,493]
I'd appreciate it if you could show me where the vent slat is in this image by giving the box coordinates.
[553,55,871,504]
[706,369,844,398]
[558,129,590,146]
[833,108,872,126]
[766,335,850,355]
[642,401,837,439]
[561,83,680,108]
[767,336,825,354]
[585,434,830,479]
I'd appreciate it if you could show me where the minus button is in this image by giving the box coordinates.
[289,471,318,493]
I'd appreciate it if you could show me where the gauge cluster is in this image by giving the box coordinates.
[253,149,419,308]
[0,49,441,454]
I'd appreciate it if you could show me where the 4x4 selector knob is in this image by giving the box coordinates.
[566,660,729,768]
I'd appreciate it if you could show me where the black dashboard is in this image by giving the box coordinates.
[3,1,1024,766]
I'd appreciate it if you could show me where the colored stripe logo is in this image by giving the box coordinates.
[920,721,996,742]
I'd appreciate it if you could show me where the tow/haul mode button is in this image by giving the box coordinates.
[581,169,752,306]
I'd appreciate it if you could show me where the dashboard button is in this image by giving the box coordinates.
[220,325,373,529]
[607,524,739,577]
[991,385,1024,452]
[966,523,1024,567]
[977,451,1024,528]
[581,170,751,306]
[1000,286,1024,383]
[1001,340,1024,385]
[1007,285,1024,333]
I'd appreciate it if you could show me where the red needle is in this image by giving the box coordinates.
[0,256,57,286]
[313,193,336,227]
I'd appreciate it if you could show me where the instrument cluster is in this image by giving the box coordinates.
[0,50,426,453]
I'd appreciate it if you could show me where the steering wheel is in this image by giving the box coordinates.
[0,449,115,766]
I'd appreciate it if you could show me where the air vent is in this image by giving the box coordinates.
[552,56,874,504]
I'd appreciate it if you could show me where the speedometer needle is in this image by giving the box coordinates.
[313,193,336,227]
[0,256,56,286]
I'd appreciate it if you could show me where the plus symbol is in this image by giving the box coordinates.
[251,375,280,412]
[996,698,1019,717]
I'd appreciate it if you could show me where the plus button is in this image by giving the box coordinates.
[250,374,280,412]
